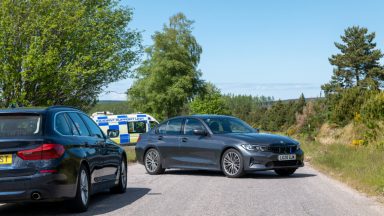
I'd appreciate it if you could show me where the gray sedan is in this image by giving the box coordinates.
[135,115,304,178]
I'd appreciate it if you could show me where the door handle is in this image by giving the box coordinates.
[181,137,188,142]
[84,142,89,147]
[158,136,163,140]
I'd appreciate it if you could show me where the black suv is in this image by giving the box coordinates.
[0,106,127,212]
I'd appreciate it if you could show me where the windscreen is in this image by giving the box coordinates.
[204,117,254,134]
[0,114,42,137]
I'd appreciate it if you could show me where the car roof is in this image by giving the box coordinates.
[0,106,81,114]
[191,114,235,119]
[166,114,235,120]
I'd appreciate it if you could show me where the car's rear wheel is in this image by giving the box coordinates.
[221,149,244,178]
[110,159,127,193]
[274,168,297,176]
[144,148,165,175]
[71,164,90,212]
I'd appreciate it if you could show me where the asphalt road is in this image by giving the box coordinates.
[1,164,383,216]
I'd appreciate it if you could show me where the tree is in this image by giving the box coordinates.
[189,83,229,115]
[0,0,141,110]
[296,93,306,114]
[128,13,203,120]
[222,94,273,127]
[322,26,384,94]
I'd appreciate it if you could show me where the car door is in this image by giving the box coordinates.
[66,112,107,185]
[178,118,221,169]
[79,113,120,184]
[153,118,184,168]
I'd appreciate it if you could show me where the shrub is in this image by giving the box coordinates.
[327,88,376,126]
[361,91,384,121]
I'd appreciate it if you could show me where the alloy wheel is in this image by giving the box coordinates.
[121,161,127,188]
[145,150,159,172]
[80,169,89,205]
[223,151,241,175]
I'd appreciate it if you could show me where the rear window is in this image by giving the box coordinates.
[0,114,42,137]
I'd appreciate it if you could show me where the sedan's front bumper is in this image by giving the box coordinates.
[241,149,304,171]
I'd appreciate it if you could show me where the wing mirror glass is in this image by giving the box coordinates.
[107,129,120,138]
[193,129,207,136]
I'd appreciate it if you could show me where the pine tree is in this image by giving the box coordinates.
[322,26,384,94]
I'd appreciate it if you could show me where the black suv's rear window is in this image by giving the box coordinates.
[0,114,42,137]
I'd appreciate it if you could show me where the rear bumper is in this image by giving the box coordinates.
[0,172,76,202]
[242,149,305,171]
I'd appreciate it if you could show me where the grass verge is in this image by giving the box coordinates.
[123,146,137,163]
[301,139,384,198]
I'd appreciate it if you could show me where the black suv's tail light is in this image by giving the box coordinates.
[17,144,65,160]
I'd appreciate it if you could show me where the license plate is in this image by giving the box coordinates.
[0,154,13,165]
[278,154,296,161]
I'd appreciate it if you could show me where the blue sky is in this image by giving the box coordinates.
[100,0,384,100]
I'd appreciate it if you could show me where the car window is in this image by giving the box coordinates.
[156,123,167,135]
[66,114,80,135]
[166,118,183,135]
[67,112,90,136]
[204,117,254,134]
[55,113,72,135]
[149,121,158,129]
[0,114,42,137]
[128,121,147,133]
[184,118,205,135]
[80,114,104,138]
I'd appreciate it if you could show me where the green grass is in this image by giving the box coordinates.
[301,140,384,197]
[123,146,137,163]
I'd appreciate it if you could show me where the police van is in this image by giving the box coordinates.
[91,112,159,145]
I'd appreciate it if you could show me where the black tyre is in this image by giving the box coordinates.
[71,164,90,212]
[221,149,244,178]
[274,168,297,176]
[144,148,165,175]
[110,158,127,193]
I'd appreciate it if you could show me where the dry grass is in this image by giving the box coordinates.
[302,140,384,198]
[316,122,365,145]
[123,146,137,163]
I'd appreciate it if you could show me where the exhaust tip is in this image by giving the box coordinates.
[31,192,42,200]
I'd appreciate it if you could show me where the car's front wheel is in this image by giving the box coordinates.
[144,148,165,175]
[274,168,297,176]
[221,149,244,178]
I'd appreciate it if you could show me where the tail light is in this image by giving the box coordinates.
[137,135,142,143]
[17,144,65,160]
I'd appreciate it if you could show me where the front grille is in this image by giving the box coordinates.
[267,145,297,154]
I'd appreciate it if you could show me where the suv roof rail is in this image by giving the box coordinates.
[46,105,78,110]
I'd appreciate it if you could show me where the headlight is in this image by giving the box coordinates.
[241,144,267,151]
[241,144,255,151]
[296,143,301,150]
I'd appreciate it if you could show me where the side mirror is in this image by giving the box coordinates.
[193,129,207,136]
[107,129,120,138]
[254,128,260,133]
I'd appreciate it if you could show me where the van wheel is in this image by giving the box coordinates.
[71,164,90,212]
[144,148,165,175]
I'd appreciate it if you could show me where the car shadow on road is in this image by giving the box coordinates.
[164,169,316,179]
[0,187,150,216]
